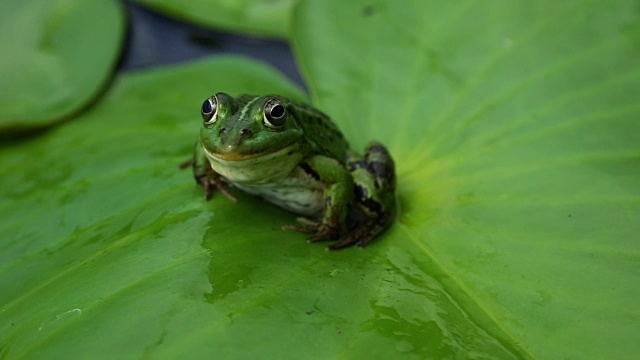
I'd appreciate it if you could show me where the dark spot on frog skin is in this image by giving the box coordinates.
[300,162,320,180]
[325,195,333,207]
[369,161,395,190]
[362,5,375,17]
[361,197,382,214]
[348,160,366,171]
[367,143,386,154]
[368,161,393,180]
[354,184,369,200]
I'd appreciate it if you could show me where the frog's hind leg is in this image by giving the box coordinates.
[340,141,396,249]
[363,142,396,194]
[336,142,396,250]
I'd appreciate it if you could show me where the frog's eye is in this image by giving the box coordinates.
[201,96,218,124]
[263,99,286,128]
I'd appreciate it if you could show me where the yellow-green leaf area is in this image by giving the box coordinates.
[293,0,640,359]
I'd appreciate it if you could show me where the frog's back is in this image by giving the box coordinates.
[284,98,349,162]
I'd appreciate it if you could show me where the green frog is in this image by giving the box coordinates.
[184,93,396,249]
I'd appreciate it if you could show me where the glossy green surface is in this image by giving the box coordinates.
[294,0,640,358]
[0,0,124,132]
[1,0,639,359]
[132,0,296,39]
[0,57,510,359]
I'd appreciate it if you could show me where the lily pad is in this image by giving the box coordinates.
[0,57,517,358]
[1,0,639,359]
[131,0,296,39]
[293,0,640,358]
[0,0,125,133]
[0,57,313,358]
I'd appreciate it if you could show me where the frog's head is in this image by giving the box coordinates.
[199,93,305,161]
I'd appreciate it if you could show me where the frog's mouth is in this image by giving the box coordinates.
[202,144,295,164]
[202,144,303,183]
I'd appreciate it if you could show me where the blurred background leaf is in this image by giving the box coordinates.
[0,0,125,134]
[131,0,297,39]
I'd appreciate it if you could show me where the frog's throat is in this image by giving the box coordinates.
[202,144,295,164]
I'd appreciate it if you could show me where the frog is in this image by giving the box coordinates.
[182,92,396,250]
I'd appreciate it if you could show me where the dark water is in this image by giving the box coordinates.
[119,1,305,87]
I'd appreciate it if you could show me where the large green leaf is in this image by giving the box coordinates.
[132,0,296,39]
[0,57,313,358]
[1,1,639,359]
[0,0,125,133]
[1,57,513,359]
[293,0,640,359]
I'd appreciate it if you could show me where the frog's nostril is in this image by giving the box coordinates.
[219,127,226,136]
[240,128,253,138]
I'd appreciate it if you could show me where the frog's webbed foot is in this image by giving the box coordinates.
[326,211,392,250]
[283,217,341,244]
[181,157,237,202]
[196,173,237,202]
[284,212,393,250]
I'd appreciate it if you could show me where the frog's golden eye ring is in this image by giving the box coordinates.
[263,99,286,128]
[201,96,218,124]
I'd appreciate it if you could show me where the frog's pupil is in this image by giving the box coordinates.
[270,104,285,118]
[202,99,213,114]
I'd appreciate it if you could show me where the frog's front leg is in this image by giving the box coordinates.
[284,155,354,242]
[189,141,237,202]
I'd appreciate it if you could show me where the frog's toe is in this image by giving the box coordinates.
[284,218,341,243]
[214,182,237,202]
[326,235,361,250]
[283,217,320,233]
[198,174,237,202]
[179,158,194,169]
[283,223,318,234]
[284,223,340,243]
[307,224,341,243]
[327,211,392,250]
[294,216,319,226]
[326,225,373,250]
